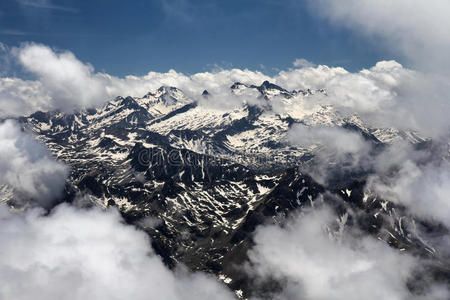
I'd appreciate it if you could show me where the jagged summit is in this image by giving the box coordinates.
[229,80,323,99]
[229,82,247,92]
[120,96,142,109]
[258,80,285,91]
[158,85,179,92]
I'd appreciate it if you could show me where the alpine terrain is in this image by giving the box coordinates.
[2,80,447,298]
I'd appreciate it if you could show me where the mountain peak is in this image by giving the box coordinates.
[259,80,284,91]
[230,82,247,90]
[120,96,142,109]
[157,86,179,93]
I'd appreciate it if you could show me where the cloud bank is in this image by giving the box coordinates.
[286,0,450,231]
[287,124,372,184]
[13,43,109,113]
[309,0,450,73]
[246,206,449,300]
[366,141,450,228]
[1,42,447,139]
[0,203,234,300]
[0,43,446,140]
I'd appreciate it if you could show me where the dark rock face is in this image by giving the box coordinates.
[18,83,449,298]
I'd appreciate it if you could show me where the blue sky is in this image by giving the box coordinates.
[0,0,399,76]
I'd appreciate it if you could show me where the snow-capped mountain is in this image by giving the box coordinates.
[13,80,448,298]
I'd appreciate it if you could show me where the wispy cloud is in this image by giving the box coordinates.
[159,0,194,22]
[0,29,29,36]
[18,0,80,13]
[293,58,316,68]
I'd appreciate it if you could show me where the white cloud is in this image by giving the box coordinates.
[287,124,372,183]
[288,124,369,156]
[301,0,450,231]
[366,141,450,228]
[309,0,450,73]
[245,206,448,300]
[0,77,51,118]
[0,120,68,207]
[3,43,447,140]
[288,123,450,230]
[0,42,14,76]
[274,64,347,91]
[0,43,271,117]
[324,61,403,113]
[13,43,109,113]
[286,61,450,138]
[0,203,235,300]
[293,58,316,68]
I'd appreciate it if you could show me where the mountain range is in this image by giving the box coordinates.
[6,80,449,298]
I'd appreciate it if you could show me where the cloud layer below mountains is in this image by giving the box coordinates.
[0,203,235,300]
[246,206,450,300]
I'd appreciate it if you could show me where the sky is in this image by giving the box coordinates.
[0,0,396,76]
